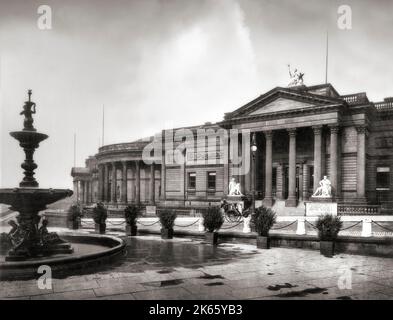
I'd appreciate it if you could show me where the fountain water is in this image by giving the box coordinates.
[0,90,73,261]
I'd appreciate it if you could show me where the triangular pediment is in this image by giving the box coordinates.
[224,86,343,120]
[249,97,315,115]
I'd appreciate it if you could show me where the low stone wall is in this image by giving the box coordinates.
[136,228,393,258]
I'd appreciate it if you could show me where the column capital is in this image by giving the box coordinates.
[287,128,297,137]
[356,125,368,134]
[328,125,340,134]
[264,130,273,139]
[312,125,323,135]
[121,160,128,168]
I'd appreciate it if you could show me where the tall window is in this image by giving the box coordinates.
[188,172,196,189]
[207,172,216,190]
[376,167,390,190]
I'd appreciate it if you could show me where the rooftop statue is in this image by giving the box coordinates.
[287,64,305,87]
[312,176,332,198]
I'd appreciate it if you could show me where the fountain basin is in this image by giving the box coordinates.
[0,188,73,211]
[0,232,126,280]
[10,131,48,146]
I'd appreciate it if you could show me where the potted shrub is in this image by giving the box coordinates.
[93,202,107,234]
[124,204,140,236]
[158,210,177,239]
[67,204,82,230]
[202,206,224,245]
[251,206,277,249]
[316,214,343,257]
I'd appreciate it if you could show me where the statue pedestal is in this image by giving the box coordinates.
[309,196,335,203]
[305,200,338,217]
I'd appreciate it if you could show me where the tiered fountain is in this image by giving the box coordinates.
[0,91,125,280]
[0,90,74,261]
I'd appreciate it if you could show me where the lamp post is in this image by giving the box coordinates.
[251,133,257,214]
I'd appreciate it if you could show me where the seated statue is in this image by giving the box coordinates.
[228,177,243,196]
[38,219,65,246]
[312,176,332,197]
[0,220,26,252]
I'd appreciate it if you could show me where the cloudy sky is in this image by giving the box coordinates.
[0,0,392,189]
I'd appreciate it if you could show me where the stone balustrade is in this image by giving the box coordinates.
[342,93,369,105]
[338,204,381,216]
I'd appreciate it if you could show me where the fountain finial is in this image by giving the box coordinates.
[20,89,36,131]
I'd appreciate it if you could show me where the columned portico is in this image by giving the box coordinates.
[72,83,390,215]
[286,128,297,207]
[263,130,274,207]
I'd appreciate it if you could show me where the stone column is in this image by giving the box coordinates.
[329,125,339,198]
[135,161,141,205]
[85,181,89,204]
[121,161,127,204]
[302,163,309,200]
[98,165,104,202]
[73,180,79,201]
[313,125,323,192]
[286,128,297,207]
[103,163,109,202]
[356,126,367,202]
[150,163,155,204]
[263,131,274,207]
[111,162,117,203]
[81,181,85,204]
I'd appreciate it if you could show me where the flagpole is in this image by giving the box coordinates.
[102,104,105,147]
[325,31,329,84]
[73,133,76,167]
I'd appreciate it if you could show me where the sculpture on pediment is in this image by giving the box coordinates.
[228,177,243,196]
[287,64,305,87]
[312,176,332,198]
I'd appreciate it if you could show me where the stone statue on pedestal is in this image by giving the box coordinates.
[287,64,305,87]
[312,176,332,198]
[20,89,36,131]
[228,177,242,196]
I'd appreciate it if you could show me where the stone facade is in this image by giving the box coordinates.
[71,84,393,213]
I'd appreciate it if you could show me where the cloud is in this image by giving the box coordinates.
[0,0,392,189]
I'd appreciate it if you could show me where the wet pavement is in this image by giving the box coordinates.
[1,235,393,300]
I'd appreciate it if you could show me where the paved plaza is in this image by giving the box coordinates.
[1,235,393,300]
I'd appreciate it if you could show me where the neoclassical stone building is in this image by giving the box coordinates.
[71,83,393,215]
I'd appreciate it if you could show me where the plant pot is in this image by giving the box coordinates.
[126,224,138,236]
[256,235,270,249]
[320,240,335,257]
[204,231,218,245]
[71,220,80,230]
[161,228,173,239]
